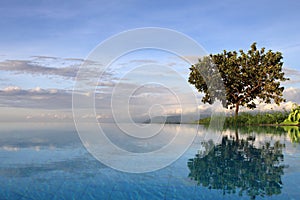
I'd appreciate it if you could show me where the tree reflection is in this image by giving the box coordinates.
[188,135,286,199]
[283,126,300,143]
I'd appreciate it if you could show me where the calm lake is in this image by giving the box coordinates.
[0,123,299,199]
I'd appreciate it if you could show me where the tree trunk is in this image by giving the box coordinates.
[234,104,239,141]
[235,103,239,124]
[235,128,239,141]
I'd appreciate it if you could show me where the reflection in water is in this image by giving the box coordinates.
[0,156,105,178]
[1,123,299,199]
[231,125,286,135]
[188,134,286,199]
[208,125,300,144]
[283,126,300,143]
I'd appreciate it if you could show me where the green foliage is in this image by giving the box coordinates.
[283,126,300,143]
[225,112,288,126]
[281,104,300,125]
[189,43,289,117]
[188,136,286,199]
[197,111,289,126]
[197,117,211,125]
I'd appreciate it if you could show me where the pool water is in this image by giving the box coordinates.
[0,123,299,199]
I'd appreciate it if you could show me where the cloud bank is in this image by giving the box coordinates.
[0,55,299,122]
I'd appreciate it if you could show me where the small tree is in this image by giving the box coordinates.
[189,43,289,119]
[282,103,300,125]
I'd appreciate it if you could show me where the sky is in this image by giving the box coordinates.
[0,0,300,122]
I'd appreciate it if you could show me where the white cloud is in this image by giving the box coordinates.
[283,67,300,85]
[1,53,299,124]
[3,86,21,92]
[29,87,42,93]
[2,146,19,152]
[0,86,72,109]
[283,87,300,104]
[254,101,295,112]
[194,86,300,115]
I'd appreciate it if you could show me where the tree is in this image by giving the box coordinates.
[188,43,289,119]
[281,103,300,125]
[188,136,286,199]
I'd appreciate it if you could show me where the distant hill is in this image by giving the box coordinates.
[143,114,210,124]
[144,115,180,124]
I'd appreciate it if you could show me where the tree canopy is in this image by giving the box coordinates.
[188,43,289,117]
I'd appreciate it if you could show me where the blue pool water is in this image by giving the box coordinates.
[0,123,299,199]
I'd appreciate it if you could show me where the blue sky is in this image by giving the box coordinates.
[1,0,300,61]
[0,0,300,122]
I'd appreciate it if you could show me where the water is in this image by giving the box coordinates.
[0,123,299,199]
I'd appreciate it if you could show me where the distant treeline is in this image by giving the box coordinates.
[197,111,289,126]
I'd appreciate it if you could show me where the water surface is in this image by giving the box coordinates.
[0,123,299,199]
